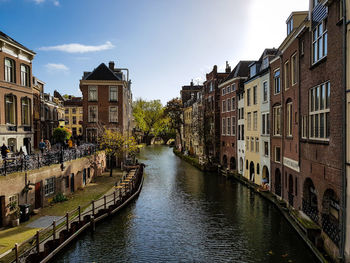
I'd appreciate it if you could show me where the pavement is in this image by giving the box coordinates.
[26,216,62,229]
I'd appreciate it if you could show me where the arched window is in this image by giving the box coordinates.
[286,99,293,137]
[5,58,15,83]
[257,163,260,174]
[21,97,31,125]
[20,64,30,87]
[5,94,17,125]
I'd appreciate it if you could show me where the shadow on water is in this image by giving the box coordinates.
[53,145,318,263]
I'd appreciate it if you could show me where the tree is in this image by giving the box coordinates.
[133,99,165,145]
[164,98,183,148]
[99,129,138,176]
[53,127,71,144]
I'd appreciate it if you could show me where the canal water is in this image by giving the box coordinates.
[54,145,318,263]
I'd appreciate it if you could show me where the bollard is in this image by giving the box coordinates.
[53,221,56,240]
[36,231,40,253]
[90,216,95,232]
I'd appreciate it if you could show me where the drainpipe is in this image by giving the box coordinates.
[341,0,347,261]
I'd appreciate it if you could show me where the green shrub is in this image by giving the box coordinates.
[52,193,68,203]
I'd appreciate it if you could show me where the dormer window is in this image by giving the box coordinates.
[262,57,269,70]
[250,65,256,77]
[287,17,293,35]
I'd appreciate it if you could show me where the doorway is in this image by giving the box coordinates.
[70,173,75,192]
[35,182,42,209]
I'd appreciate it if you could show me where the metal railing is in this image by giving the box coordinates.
[0,144,97,176]
[321,213,340,246]
[0,165,143,263]
[302,199,319,223]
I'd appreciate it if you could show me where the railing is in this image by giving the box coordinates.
[321,213,340,246]
[302,199,319,223]
[0,144,97,176]
[0,165,144,263]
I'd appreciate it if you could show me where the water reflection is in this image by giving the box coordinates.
[54,145,317,263]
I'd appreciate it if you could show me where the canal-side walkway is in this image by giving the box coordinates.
[0,170,123,262]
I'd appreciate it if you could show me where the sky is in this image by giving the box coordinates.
[0,0,309,104]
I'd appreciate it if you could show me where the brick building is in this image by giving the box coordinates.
[0,31,36,154]
[219,61,252,171]
[80,61,133,142]
[203,64,230,164]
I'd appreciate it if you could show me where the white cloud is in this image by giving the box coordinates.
[32,0,60,5]
[53,0,59,6]
[45,63,69,72]
[33,0,45,3]
[39,41,115,53]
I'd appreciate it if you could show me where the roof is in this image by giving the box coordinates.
[83,63,123,81]
[0,31,36,55]
[224,60,255,82]
[64,97,83,107]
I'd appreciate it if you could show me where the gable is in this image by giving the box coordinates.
[84,63,121,81]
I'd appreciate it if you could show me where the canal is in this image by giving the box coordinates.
[54,145,318,263]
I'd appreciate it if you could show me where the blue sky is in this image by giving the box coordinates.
[0,0,308,104]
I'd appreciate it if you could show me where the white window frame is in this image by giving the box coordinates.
[232,116,236,136]
[286,102,293,137]
[302,115,308,139]
[5,58,15,83]
[309,81,330,140]
[284,61,289,90]
[20,64,30,87]
[222,100,226,113]
[273,105,281,136]
[222,118,226,136]
[274,69,281,95]
[8,195,18,211]
[109,106,118,123]
[222,87,225,96]
[231,97,235,111]
[88,86,98,101]
[44,177,55,196]
[247,112,251,131]
[88,105,98,123]
[291,53,298,85]
[312,20,328,64]
[255,138,259,153]
[109,86,118,101]
[263,81,268,102]
[253,111,257,131]
[227,117,231,135]
[275,147,281,163]
[253,86,257,105]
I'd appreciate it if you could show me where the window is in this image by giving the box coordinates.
[72,108,76,114]
[273,105,281,136]
[287,18,293,35]
[274,70,281,94]
[247,112,252,131]
[45,177,55,196]
[312,20,328,64]
[253,111,257,131]
[231,97,235,111]
[232,117,236,136]
[227,86,230,93]
[222,100,226,112]
[253,86,257,105]
[79,108,83,114]
[21,97,31,125]
[72,116,77,124]
[275,147,281,163]
[255,138,259,153]
[250,137,254,152]
[88,86,98,101]
[309,82,330,139]
[5,95,16,125]
[109,106,118,122]
[5,58,15,83]
[284,61,289,89]
[263,81,268,102]
[227,99,231,112]
[20,64,30,87]
[264,142,269,156]
[232,83,236,92]
[247,88,251,106]
[291,54,298,85]
[8,195,18,211]
[246,137,249,151]
[65,109,69,114]
[209,82,213,92]
[286,102,293,137]
[262,113,270,135]
[227,117,231,135]
[250,65,256,77]
[109,86,118,101]
[302,115,308,138]
[222,87,225,96]
[88,105,98,122]
[222,118,226,136]
[65,116,69,124]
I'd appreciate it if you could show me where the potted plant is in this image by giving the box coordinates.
[8,202,20,227]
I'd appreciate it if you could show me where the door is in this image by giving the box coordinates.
[0,196,5,227]
[83,169,86,186]
[35,182,42,209]
[70,173,75,192]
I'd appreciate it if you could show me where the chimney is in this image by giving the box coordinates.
[190,79,194,86]
[225,61,231,73]
[109,61,115,70]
